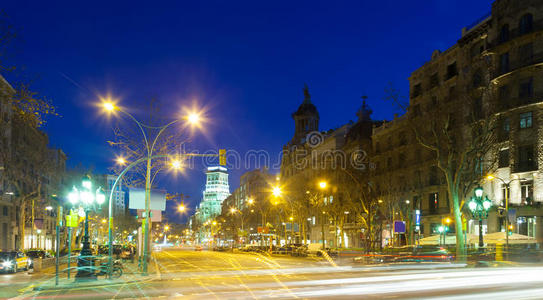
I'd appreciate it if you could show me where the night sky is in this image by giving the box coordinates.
[2,0,494,223]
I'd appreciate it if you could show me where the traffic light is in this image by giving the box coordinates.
[219,149,226,166]
[508,224,513,236]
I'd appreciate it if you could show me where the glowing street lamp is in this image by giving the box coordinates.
[247,198,254,205]
[272,186,282,197]
[318,181,327,190]
[178,204,186,212]
[67,175,106,281]
[98,97,209,276]
[467,186,492,248]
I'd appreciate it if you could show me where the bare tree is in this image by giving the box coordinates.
[384,51,499,260]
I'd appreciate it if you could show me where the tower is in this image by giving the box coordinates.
[291,85,319,144]
[197,166,230,223]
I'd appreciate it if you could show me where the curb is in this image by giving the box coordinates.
[32,274,158,291]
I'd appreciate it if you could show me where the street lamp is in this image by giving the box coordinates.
[318,180,328,251]
[272,186,282,197]
[100,98,207,276]
[178,204,186,212]
[467,186,492,248]
[486,174,525,253]
[67,175,105,281]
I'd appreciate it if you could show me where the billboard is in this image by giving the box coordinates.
[129,188,166,211]
[137,209,162,222]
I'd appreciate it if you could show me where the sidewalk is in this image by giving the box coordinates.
[30,257,160,291]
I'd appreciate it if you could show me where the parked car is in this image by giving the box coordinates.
[194,245,203,251]
[0,251,30,273]
[25,249,51,269]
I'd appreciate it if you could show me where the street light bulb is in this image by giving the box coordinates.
[248,198,254,205]
[468,200,477,212]
[165,226,169,231]
[445,218,451,224]
[212,221,217,226]
[289,216,293,221]
[68,188,79,205]
[319,181,327,189]
[116,156,126,165]
[45,206,53,211]
[178,205,186,212]
[101,219,107,224]
[187,113,200,125]
[475,186,483,198]
[486,174,495,181]
[103,102,116,112]
[272,186,282,197]
[230,207,236,214]
[96,188,106,205]
[171,159,182,170]
[483,198,492,210]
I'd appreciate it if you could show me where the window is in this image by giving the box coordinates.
[387,157,392,169]
[431,96,438,106]
[430,73,439,88]
[446,62,458,79]
[519,43,533,65]
[519,112,532,128]
[520,181,534,205]
[499,85,510,108]
[500,117,510,141]
[412,84,422,98]
[398,153,405,168]
[429,166,438,185]
[2,206,7,216]
[499,24,510,43]
[517,145,536,172]
[519,14,533,35]
[472,70,482,88]
[448,86,456,101]
[499,52,509,74]
[428,192,439,214]
[519,77,533,100]
[498,149,510,168]
[473,98,483,119]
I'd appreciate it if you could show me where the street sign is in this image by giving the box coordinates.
[508,209,516,223]
[394,221,406,234]
[66,214,78,227]
[57,206,63,227]
[219,149,226,166]
[129,188,166,211]
[414,209,421,232]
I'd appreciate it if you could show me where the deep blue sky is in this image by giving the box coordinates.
[2,0,494,223]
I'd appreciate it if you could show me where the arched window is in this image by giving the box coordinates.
[472,70,483,88]
[499,24,509,43]
[519,13,533,35]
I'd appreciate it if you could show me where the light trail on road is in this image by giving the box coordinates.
[13,248,543,299]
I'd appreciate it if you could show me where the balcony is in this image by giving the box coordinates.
[513,162,538,173]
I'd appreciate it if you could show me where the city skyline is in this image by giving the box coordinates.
[2,0,493,224]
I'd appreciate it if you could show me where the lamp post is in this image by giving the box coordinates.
[318,181,328,251]
[68,175,106,281]
[467,186,492,248]
[486,174,526,254]
[101,100,203,276]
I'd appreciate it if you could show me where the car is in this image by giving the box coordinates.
[25,249,51,269]
[194,245,203,251]
[0,251,30,273]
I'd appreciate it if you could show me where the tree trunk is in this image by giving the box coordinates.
[450,186,466,262]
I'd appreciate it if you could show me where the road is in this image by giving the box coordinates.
[6,247,543,299]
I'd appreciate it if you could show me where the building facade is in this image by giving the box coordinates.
[195,166,230,225]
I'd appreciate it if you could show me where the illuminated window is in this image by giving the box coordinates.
[519,112,532,129]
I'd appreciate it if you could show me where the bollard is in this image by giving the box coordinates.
[33,257,43,273]
[496,243,503,261]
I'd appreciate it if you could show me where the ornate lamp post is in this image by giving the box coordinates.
[68,175,105,281]
[467,186,492,248]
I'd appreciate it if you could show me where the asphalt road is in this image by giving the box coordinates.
[8,247,543,299]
